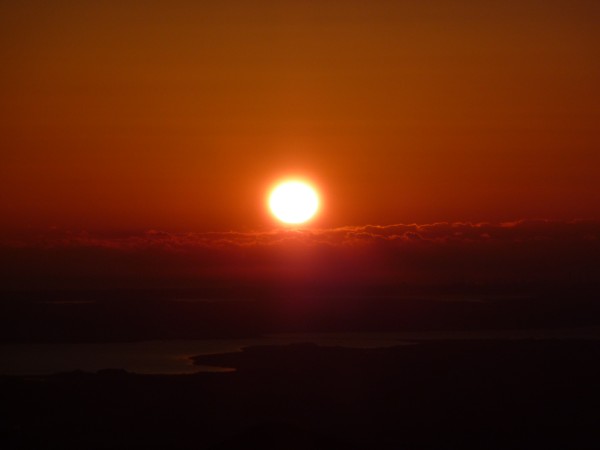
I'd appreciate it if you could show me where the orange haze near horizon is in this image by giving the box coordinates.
[1,1,599,234]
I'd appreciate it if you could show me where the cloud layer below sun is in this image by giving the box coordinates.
[1,220,599,292]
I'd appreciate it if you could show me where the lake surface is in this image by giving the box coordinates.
[2,328,599,375]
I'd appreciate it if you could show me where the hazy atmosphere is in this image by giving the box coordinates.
[1,2,599,449]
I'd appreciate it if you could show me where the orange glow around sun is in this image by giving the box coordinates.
[268,181,320,225]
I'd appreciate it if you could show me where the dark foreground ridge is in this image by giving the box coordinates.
[1,340,599,449]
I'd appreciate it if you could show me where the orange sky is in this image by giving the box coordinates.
[1,1,599,234]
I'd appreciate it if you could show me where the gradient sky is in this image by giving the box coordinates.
[1,0,599,234]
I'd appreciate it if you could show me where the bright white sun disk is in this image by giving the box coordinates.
[269,181,319,224]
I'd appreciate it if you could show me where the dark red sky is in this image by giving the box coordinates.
[1,0,599,234]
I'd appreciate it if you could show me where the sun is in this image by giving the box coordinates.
[268,180,320,224]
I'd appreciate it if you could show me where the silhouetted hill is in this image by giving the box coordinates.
[210,421,359,450]
[2,340,599,449]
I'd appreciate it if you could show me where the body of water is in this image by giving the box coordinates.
[1,327,599,375]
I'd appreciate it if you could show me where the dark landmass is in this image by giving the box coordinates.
[1,285,600,342]
[2,340,599,449]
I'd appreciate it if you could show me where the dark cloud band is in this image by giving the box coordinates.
[1,220,598,290]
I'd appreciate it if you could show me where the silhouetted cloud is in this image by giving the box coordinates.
[1,220,599,291]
